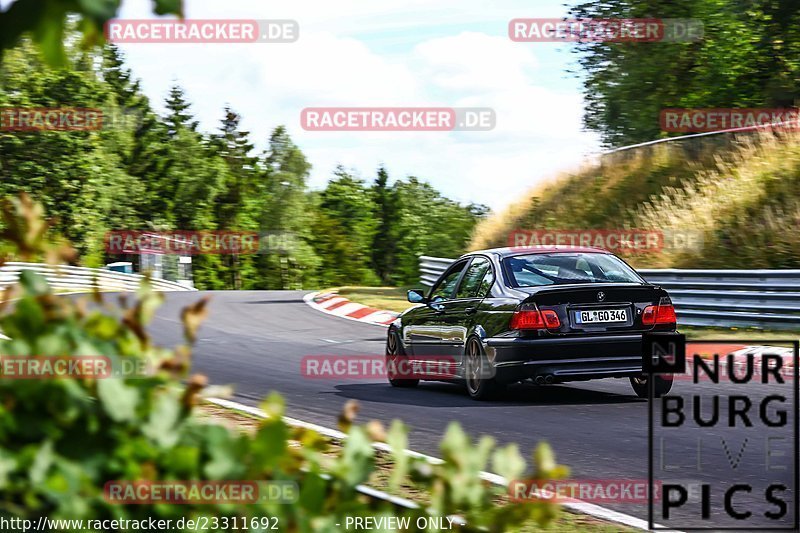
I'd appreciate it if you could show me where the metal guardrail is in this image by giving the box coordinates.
[419,256,457,287]
[638,269,800,329]
[0,262,196,293]
[419,256,800,330]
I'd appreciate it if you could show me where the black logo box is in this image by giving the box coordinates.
[644,336,799,531]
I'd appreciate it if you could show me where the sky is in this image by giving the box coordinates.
[88,1,601,209]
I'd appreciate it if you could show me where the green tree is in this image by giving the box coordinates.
[249,126,320,289]
[312,168,379,286]
[371,166,397,284]
[570,0,800,146]
[165,84,198,136]
[102,45,142,105]
[0,33,486,290]
[0,41,138,263]
[210,107,259,289]
[391,178,487,285]
[101,44,177,226]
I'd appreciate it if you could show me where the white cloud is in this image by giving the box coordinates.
[412,32,538,93]
[110,0,599,210]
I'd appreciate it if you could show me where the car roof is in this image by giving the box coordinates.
[461,246,612,259]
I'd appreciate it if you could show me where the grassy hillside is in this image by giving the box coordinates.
[471,131,800,268]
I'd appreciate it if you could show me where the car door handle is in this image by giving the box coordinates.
[464,307,477,314]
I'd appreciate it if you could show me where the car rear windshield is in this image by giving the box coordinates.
[504,253,643,287]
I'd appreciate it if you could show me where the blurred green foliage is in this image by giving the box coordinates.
[0,0,182,66]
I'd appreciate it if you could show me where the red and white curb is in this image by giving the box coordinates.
[303,291,399,327]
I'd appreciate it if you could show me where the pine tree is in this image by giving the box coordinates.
[102,45,141,105]
[165,84,198,136]
[212,107,257,229]
[371,166,397,283]
[211,107,259,289]
[102,45,175,225]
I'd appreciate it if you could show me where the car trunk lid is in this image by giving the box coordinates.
[518,283,668,334]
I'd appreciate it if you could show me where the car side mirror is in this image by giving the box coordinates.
[407,289,427,304]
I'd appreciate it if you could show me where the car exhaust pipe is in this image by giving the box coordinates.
[544,374,554,385]
[534,375,546,385]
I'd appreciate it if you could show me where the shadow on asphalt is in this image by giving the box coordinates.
[332,382,644,407]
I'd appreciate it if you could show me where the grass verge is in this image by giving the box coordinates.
[197,403,636,533]
[327,286,416,314]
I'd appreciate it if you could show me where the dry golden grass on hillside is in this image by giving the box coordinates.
[631,132,800,267]
[468,166,589,252]
[470,131,800,269]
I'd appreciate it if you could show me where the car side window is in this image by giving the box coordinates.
[456,257,492,299]
[476,265,495,298]
[429,261,466,301]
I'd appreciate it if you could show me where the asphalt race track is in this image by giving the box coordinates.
[146,290,797,529]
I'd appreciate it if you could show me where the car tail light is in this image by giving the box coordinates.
[510,306,560,330]
[509,309,544,329]
[656,304,677,324]
[642,300,677,326]
[541,309,561,328]
[642,305,656,325]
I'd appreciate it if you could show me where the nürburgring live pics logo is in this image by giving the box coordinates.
[644,333,798,530]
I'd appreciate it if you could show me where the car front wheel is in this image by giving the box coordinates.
[630,375,673,398]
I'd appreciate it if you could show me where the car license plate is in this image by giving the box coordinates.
[575,309,627,324]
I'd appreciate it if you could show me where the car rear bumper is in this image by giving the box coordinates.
[484,334,645,383]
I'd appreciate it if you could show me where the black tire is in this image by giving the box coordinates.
[386,329,419,388]
[630,375,673,398]
[464,337,504,400]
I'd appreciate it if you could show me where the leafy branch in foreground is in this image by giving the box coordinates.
[0,0,183,66]
[0,194,566,531]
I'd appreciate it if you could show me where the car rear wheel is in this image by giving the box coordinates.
[464,337,504,400]
[630,375,673,398]
[386,329,419,388]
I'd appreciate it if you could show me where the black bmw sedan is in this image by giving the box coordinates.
[386,246,677,400]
